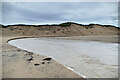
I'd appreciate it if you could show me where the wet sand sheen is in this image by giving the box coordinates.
[8,37,118,78]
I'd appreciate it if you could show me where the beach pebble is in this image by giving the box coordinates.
[42,62,45,64]
[43,57,52,61]
[27,56,33,62]
[34,63,40,66]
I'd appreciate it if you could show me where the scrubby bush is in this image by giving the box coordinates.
[1,25,9,28]
[89,24,94,28]
[58,29,60,31]
[85,26,89,29]
[0,24,2,28]
[53,31,56,33]
[59,22,71,27]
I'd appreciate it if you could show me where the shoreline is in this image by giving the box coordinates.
[2,35,118,78]
[65,65,86,78]
[7,35,120,43]
[7,36,87,78]
[2,35,84,78]
[7,35,118,78]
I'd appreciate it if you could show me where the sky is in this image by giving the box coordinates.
[2,2,118,26]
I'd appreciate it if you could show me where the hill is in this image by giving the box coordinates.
[1,22,120,36]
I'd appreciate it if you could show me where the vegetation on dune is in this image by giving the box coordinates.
[0,24,2,28]
[1,22,119,30]
[1,22,120,36]
[59,22,72,27]
[84,24,94,29]
[1,25,9,28]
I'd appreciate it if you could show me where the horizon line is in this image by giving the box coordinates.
[1,22,118,27]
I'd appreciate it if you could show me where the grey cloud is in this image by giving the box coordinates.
[2,2,118,26]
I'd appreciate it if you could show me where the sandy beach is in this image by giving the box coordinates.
[2,35,85,78]
[1,22,119,78]
[8,36,118,78]
[1,34,119,78]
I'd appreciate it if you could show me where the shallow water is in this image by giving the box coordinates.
[8,37,118,78]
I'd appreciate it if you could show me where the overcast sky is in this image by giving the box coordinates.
[2,2,118,26]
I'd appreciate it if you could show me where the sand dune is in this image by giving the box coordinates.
[2,22,119,37]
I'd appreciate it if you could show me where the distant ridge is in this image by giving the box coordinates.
[1,22,120,36]
[1,22,118,28]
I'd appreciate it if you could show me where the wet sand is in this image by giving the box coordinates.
[2,35,83,78]
[8,36,118,78]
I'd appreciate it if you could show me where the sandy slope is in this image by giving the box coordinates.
[2,23,119,37]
